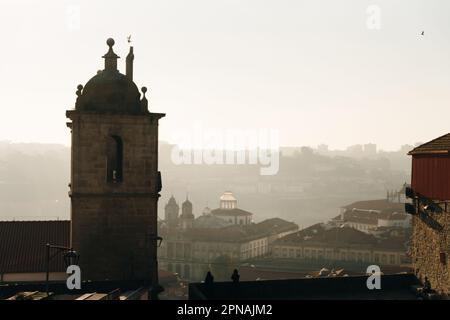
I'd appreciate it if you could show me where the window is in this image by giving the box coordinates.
[106,135,123,183]
[390,254,396,265]
[318,250,323,260]
[167,243,174,259]
[184,265,190,279]
[289,248,294,258]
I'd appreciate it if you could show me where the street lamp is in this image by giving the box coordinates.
[149,235,163,300]
[45,243,80,296]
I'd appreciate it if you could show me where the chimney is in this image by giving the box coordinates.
[126,46,134,81]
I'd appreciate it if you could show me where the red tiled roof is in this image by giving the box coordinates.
[408,133,450,155]
[0,220,70,274]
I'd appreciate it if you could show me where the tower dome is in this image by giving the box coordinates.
[74,38,147,115]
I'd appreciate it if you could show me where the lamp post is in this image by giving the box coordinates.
[149,235,163,300]
[45,243,79,296]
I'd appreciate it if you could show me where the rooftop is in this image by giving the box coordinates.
[0,220,70,274]
[342,199,404,212]
[185,218,298,243]
[408,133,450,155]
[189,273,420,300]
[273,223,406,251]
[211,208,253,217]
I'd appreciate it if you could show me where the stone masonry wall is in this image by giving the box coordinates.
[412,202,450,294]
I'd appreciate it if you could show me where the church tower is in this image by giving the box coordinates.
[66,38,165,283]
[164,195,180,228]
[180,197,194,229]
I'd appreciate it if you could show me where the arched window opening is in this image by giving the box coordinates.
[107,135,123,183]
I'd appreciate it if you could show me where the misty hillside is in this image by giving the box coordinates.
[0,141,410,226]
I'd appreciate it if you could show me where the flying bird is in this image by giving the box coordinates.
[127,35,132,43]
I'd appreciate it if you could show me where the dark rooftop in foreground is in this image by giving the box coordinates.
[189,273,420,300]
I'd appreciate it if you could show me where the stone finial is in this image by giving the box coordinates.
[141,87,148,111]
[76,84,83,97]
[75,84,84,110]
[102,38,120,71]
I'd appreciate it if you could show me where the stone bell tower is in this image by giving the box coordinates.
[66,38,165,283]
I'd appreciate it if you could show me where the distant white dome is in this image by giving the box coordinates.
[220,191,237,202]
[220,191,237,209]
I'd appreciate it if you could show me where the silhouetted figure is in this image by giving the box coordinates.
[423,277,432,293]
[149,284,164,300]
[231,269,240,283]
[205,271,214,285]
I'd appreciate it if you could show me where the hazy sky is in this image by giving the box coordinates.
[1,0,450,150]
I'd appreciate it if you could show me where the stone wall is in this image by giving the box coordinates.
[67,112,162,282]
[412,202,450,294]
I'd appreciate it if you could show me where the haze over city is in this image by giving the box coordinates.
[1,0,450,304]
[1,0,450,150]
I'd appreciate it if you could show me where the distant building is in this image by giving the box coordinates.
[408,133,450,295]
[211,191,253,226]
[158,194,299,282]
[180,197,195,230]
[332,199,410,233]
[363,143,377,156]
[387,183,408,203]
[164,196,180,228]
[271,223,409,267]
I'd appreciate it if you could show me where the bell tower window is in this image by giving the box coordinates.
[107,135,123,183]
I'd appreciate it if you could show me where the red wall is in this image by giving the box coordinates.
[411,154,450,201]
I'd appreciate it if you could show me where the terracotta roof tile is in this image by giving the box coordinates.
[0,220,70,274]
